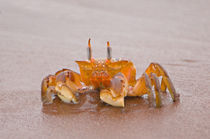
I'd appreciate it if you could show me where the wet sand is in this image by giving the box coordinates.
[0,0,210,138]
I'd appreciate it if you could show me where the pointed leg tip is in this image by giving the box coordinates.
[173,93,180,102]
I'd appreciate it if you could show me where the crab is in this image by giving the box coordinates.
[41,39,179,107]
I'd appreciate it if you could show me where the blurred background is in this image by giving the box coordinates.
[0,0,210,139]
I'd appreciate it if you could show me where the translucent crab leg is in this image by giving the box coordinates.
[145,63,180,101]
[149,73,162,107]
[41,75,57,104]
[128,73,152,96]
[161,78,167,92]
[128,73,162,107]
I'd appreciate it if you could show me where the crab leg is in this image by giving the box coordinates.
[41,69,84,104]
[149,73,162,107]
[128,63,179,107]
[145,63,180,101]
[100,73,128,107]
[127,73,156,106]
[127,72,163,107]
[41,75,57,104]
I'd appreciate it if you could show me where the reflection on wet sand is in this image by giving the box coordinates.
[42,91,180,115]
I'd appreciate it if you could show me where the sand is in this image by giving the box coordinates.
[0,0,210,138]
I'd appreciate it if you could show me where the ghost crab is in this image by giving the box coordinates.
[41,39,179,107]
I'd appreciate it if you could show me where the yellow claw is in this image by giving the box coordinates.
[100,89,124,107]
[55,82,78,104]
[41,69,82,104]
[99,73,128,107]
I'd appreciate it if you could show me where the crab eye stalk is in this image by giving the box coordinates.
[87,38,92,61]
[107,41,112,60]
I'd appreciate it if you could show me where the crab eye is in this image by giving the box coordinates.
[88,38,92,61]
[107,41,112,60]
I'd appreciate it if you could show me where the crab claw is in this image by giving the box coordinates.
[100,73,128,107]
[55,82,78,104]
[100,89,125,107]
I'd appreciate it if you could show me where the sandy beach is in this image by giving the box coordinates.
[0,0,210,138]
